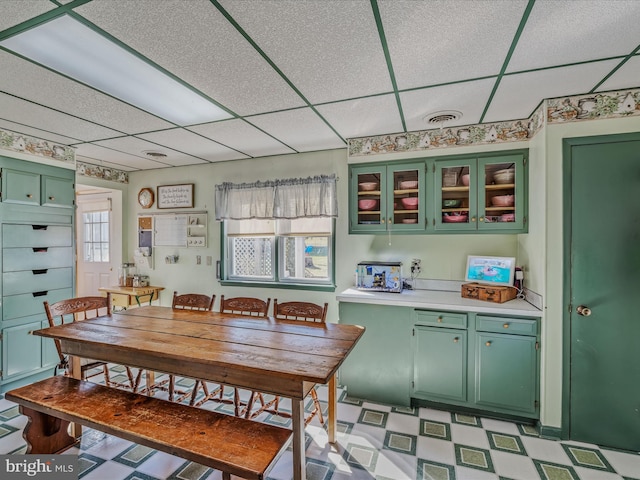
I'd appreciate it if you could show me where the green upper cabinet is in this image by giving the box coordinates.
[434,151,527,232]
[41,175,75,208]
[349,149,528,234]
[1,168,40,206]
[350,161,426,233]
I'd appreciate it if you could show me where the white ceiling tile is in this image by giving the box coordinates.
[316,95,403,139]
[219,0,392,104]
[0,0,54,31]
[485,60,620,122]
[187,119,295,158]
[0,92,121,141]
[379,0,527,90]
[596,55,640,92]
[508,0,640,72]
[74,144,165,171]
[92,136,210,168]
[400,79,496,131]
[248,109,345,152]
[75,0,305,116]
[0,119,79,146]
[0,51,174,134]
[136,128,248,163]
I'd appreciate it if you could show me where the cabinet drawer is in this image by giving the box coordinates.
[3,224,72,248]
[3,267,73,296]
[415,310,467,329]
[3,287,73,321]
[476,315,538,336]
[3,247,73,272]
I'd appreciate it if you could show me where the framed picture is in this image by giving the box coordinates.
[157,183,194,209]
[465,255,516,287]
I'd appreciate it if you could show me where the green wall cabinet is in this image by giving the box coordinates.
[348,149,528,234]
[0,155,76,393]
[339,301,540,419]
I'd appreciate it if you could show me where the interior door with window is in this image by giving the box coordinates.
[76,191,119,296]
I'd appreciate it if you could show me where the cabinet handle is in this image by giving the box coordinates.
[437,316,442,323]
[503,323,509,329]
[453,337,459,343]
[471,216,476,222]
[32,269,48,275]
[49,196,55,201]
[32,291,48,297]
[32,225,48,230]
[479,216,484,222]
[26,193,33,198]
[485,341,492,347]
[33,247,48,253]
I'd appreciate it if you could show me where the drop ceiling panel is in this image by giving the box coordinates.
[248,109,345,153]
[187,119,295,158]
[485,60,620,123]
[596,55,640,92]
[136,128,249,163]
[0,119,80,146]
[400,78,496,131]
[508,0,640,72]
[219,0,392,104]
[74,144,164,171]
[0,51,173,134]
[75,0,305,116]
[0,92,122,141]
[379,0,527,90]
[0,0,54,31]
[92,136,209,168]
[316,95,403,139]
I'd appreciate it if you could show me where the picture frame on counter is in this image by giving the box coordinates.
[157,183,194,209]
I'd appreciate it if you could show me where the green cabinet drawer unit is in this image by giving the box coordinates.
[0,156,76,393]
[476,315,538,336]
[415,309,467,329]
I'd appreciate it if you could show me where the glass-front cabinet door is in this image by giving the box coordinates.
[387,163,425,231]
[351,164,387,232]
[435,159,477,231]
[478,154,525,231]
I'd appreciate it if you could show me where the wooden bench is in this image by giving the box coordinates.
[6,376,292,480]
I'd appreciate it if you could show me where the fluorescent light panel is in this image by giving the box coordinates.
[1,15,231,125]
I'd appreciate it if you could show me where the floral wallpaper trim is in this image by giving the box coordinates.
[77,162,129,184]
[0,127,75,164]
[348,87,640,157]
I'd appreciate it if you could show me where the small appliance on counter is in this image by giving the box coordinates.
[356,261,403,293]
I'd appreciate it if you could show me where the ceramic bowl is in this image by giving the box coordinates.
[401,197,419,209]
[399,180,418,189]
[402,218,418,224]
[442,199,461,208]
[491,194,515,207]
[443,213,468,223]
[493,169,515,184]
[358,199,378,210]
[358,182,378,191]
[461,174,470,186]
[500,213,515,222]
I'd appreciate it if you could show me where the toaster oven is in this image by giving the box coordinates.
[356,261,403,293]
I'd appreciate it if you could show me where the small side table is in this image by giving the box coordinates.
[98,286,165,310]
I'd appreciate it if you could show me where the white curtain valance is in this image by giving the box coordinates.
[215,174,338,220]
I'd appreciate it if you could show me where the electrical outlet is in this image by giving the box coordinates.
[196,255,201,265]
[411,258,422,276]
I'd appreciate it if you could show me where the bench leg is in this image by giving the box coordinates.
[19,406,76,454]
[222,473,231,480]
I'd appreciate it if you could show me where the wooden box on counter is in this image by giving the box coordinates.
[461,283,517,303]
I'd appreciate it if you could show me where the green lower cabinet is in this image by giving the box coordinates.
[2,321,43,380]
[414,326,467,402]
[475,332,538,415]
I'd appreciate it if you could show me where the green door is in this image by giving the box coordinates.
[565,134,640,450]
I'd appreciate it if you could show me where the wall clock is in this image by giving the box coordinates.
[138,187,154,209]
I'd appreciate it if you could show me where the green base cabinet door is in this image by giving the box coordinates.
[475,332,538,415]
[414,326,467,402]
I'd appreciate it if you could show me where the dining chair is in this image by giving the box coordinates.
[191,295,271,417]
[44,294,142,391]
[144,291,217,402]
[246,299,329,425]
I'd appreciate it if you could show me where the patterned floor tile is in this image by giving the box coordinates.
[491,450,539,480]
[517,423,540,437]
[384,430,417,456]
[0,423,18,439]
[78,452,108,478]
[357,408,388,429]
[342,443,379,471]
[487,430,528,456]
[391,405,420,417]
[417,458,456,480]
[419,419,452,441]
[113,444,158,468]
[561,443,616,473]
[601,448,640,479]
[454,444,495,473]
[166,460,212,480]
[533,459,580,480]
[0,404,20,421]
[123,472,162,480]
[451,412,483,428]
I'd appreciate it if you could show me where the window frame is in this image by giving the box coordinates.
[219,220,336,292]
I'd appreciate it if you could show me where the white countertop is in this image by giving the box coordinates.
[337,287,542,318]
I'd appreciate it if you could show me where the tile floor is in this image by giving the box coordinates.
[1,367,639,480]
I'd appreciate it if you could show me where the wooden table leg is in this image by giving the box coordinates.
[291,398,306,480]
[69,355,82,438]
[328,375,337,444]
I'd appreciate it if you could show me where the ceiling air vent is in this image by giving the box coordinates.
[423,110,463,125]
[143,150,167,159]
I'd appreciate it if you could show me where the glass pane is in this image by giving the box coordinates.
[101,222,109,241]
[100,210,109,222]
[230,237,274,279]
[441,165,470,224]
[101,242,110,262]
[484,161,516,223]
[282,236,330,281]
[356,171,381,226]
[92,223,101,242]
[83,242,92,262]
[393,168,419,225]
[84,222,92,242]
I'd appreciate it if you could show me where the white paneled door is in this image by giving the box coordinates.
[76,190,121,296]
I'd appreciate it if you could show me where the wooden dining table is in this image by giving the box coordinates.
[33,305,364,480]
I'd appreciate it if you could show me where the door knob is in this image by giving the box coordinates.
[576,305,592,317]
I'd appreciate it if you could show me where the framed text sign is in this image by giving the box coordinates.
[157,183,194,209]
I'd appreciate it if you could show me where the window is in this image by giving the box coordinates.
[83,210,110,262]
[224,217,334,286]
